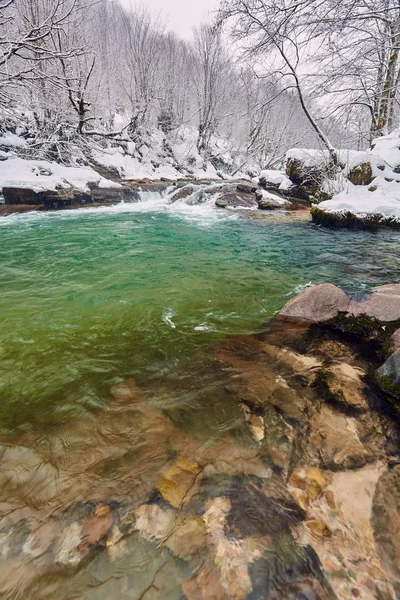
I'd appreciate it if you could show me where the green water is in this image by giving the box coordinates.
[1,201,399,431]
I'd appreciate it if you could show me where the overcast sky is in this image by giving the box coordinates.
[118,0,218,39]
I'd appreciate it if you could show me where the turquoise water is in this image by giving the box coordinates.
[0,199,399,431]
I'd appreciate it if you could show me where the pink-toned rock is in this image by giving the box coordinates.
[349,284,400,322]
[390,328,400,352]
[279,283,350,322]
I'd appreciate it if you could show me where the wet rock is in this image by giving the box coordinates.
[110,377,138,403]
[215,189,257,209]
[157,458,202,508]
[170,184,195,202]
[280,283,350,322]
[324,363,369,411]
[3,187,42,205]
[389,328,400,352]
[182,566,230,600]
[292,462,393,600]
[215,197,229,208]
[134,503,175,541]
[164,516,207,561]
[373,466,400,597]
[377,349,400,393]
[256,189,290,210]
[225,479,305,538]
[78,504,115,557]
[3,184,136,210]
[249,535,334,600]
[90,185,137,204]
[240,403,264,442]
[237,183,256,194]
[347,162,374,186]
[309,406,369,469]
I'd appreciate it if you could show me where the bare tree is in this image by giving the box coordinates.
[219,0,341,165]
[0,0,84,109]
[192,23,233,155]
[310,0,400,140]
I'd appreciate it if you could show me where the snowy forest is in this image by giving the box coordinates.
[3,0,400,175]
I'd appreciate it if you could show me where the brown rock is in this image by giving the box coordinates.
[279,283,350,322]
[309,405,369,469]
[110,378,138,403]
[164,516,207,560]
[170,185,195,202]
[157,458,202,508]
[182,567,229,600]
[347,162,374,186]
[216,190,257,208]
[326,362,369,411]
[373,466,400,596]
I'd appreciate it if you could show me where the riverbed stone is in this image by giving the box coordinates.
[325,362,369,411]
[309,405,369,469]
[157,458,202,508]
[372,465,400,596]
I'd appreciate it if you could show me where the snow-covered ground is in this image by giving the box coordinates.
[0,121,258,195]
[0,155,120,195]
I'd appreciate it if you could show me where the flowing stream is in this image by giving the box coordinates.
[0,191,400,599]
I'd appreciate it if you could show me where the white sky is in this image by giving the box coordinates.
[118,0,218,39]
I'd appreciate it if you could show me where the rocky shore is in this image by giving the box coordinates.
[1,283,400,599]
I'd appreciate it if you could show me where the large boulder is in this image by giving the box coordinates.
[285,149,335,201]
[349,284,400,322]
[280,283,400,324]
[170,184,195,203]
[215,189,257,209]
[3,184,136,210]
[280,283,350,322]
[255,189,290,210]
[3,187,42,205]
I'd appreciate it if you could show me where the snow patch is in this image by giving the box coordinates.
[0,156,120,193]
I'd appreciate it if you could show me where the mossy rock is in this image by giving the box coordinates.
[311,206,400,230]
[347,162,374,186]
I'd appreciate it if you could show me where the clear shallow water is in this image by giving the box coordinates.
[1,198,400,600]
[1,198,400,431]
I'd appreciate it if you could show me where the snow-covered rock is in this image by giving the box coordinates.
[256,189,290,209]
[288,130,400,227]
[258,169,293,192]
[315,179,400,224]
[0,156,120,194]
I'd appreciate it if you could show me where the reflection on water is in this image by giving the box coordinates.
[0,203,399,599]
